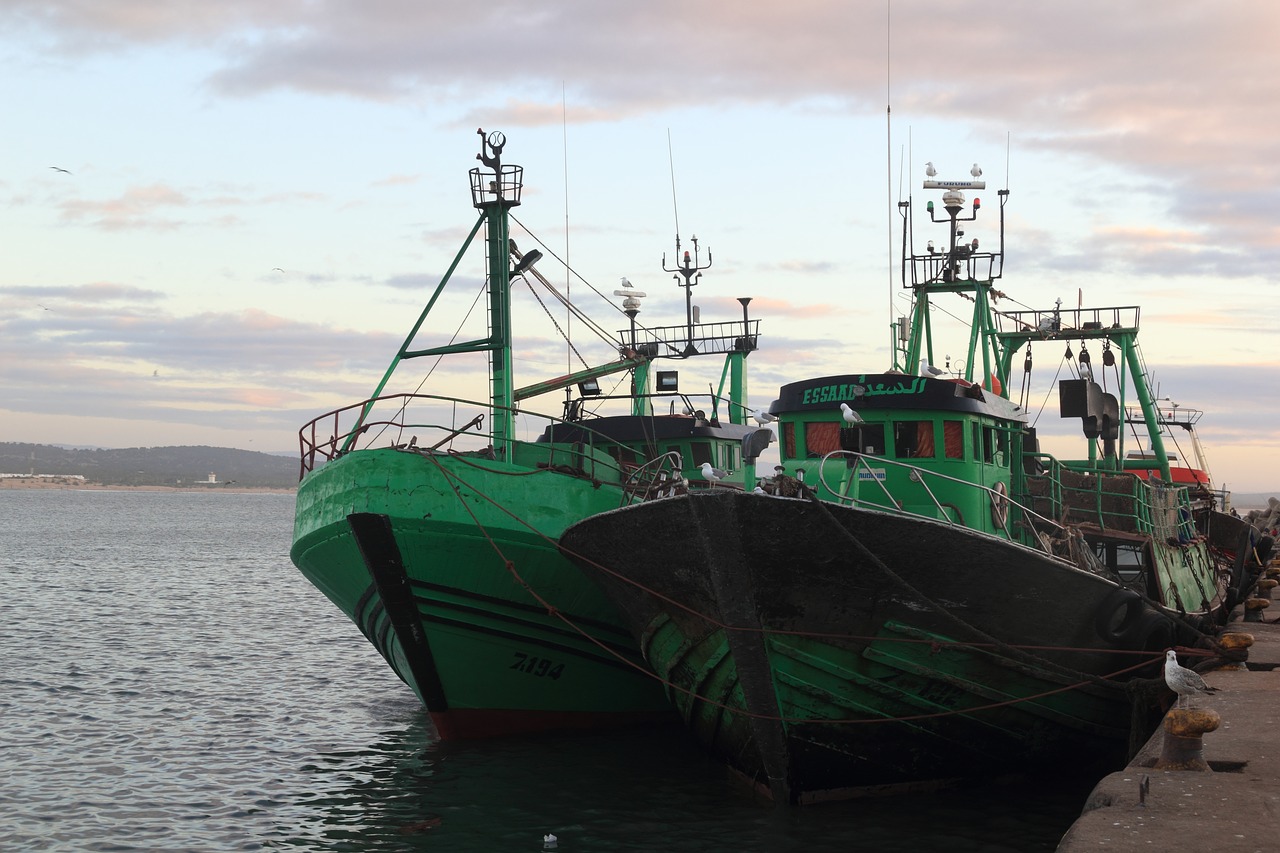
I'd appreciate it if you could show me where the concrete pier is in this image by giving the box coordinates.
[1057,615,1280,851]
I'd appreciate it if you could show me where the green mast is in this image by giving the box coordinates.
[470,130,523,458]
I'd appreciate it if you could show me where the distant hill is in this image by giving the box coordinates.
[0,443,298,488]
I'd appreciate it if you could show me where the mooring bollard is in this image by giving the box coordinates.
[1153,709,1221,772]
[1258,578,1278,600]
[1215,631,1254,671]
[1245,598,1271,622]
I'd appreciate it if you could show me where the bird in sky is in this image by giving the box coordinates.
[700,461,727,484]
[752,409,777,425]
[1164,650,1219,709]
[272,267,285,272]
[839,403,863,425]
[49,166,71,174]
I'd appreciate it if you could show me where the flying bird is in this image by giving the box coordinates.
[700,461,727,483]
[970,163,983,178]
[839,402,863,425]
[1164,650,1219,709]
[924,161,937,177]
[752,409,777,425]
[49,166,71,174]
[272,267,285,272]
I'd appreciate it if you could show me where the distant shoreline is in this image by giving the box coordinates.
[0,478,294,494]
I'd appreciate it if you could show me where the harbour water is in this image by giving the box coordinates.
[1,490,1096,851]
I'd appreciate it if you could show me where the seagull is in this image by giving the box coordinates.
[925,161,937,177]
[752,409,777,425]
[919,358,945,377]
[839,402,863,425]
[1164,650,1219,709]
[970,163,983,178]
[272,267,285,272]
[543,833,558,849]
[49,166,71,174]
[700,461,727,484]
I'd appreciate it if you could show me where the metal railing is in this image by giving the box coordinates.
[813,450,1063,555]
[298,393,634,485]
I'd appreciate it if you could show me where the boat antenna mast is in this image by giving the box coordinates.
[898,161,1008,392]
[664,234,712,358]
[471,128,527,458]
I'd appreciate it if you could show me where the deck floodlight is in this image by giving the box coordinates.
[578,378,601,396]
[512,249,543,276]
[656,370,679,392]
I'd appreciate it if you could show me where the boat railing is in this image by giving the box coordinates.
[1020,455,1200,542]
[814,450,1063,556]
[297,393,637,486]
[618,451,687,505]
[906,249,1003,287]
[993,305,1140,338]
[624,319,760,358]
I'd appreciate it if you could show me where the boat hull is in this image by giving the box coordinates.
[560,490,1198,802]
[291,447,672,738]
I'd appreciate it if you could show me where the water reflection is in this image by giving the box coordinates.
[276,711,1093,852]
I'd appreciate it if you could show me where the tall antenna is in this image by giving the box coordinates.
[562,83,572,383]
[885,0,894,335]
[667,129,681,244]
[1005,130,1012,190]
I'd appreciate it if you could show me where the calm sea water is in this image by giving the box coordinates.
[1,490,1094,851]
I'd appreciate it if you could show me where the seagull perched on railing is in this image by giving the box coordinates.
[1164,650,1219,709]
[839,403,863,425]
[752,409,777,425]
[700,461,727,484]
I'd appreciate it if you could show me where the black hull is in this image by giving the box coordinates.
[561,490,1195,802]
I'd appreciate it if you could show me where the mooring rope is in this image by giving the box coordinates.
[419,451,1174,725]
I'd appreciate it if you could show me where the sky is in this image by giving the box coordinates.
[3,1,1280,492]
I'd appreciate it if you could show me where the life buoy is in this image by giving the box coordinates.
[1094,588,1144,644]
[990,481,1009,528]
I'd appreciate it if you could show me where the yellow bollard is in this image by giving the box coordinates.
[1153,709,1221,772]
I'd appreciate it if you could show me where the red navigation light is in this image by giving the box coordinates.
[973,197,981,209]
[683,251,691,263]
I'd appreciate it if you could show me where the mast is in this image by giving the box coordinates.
[898,163,1007,391]
[470,129,524,458]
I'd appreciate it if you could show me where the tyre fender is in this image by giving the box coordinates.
[1094,588,1144,644]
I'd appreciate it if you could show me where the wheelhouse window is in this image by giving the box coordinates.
[980,426,1008,465]
[690,442,713,466]
[943,421,964,459]
[804,422,841,458]
[893,421,935,459]
[839,424,885,456]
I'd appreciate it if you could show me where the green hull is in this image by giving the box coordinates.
[290,446,672,738]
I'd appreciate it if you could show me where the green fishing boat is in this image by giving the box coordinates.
[560,162,1240,802]
[290,130,768,738]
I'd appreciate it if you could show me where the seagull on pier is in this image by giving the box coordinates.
[1164,650,1219,709]
[752,409,777,426]
[700,461,727,484]
[839,403,864,425]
